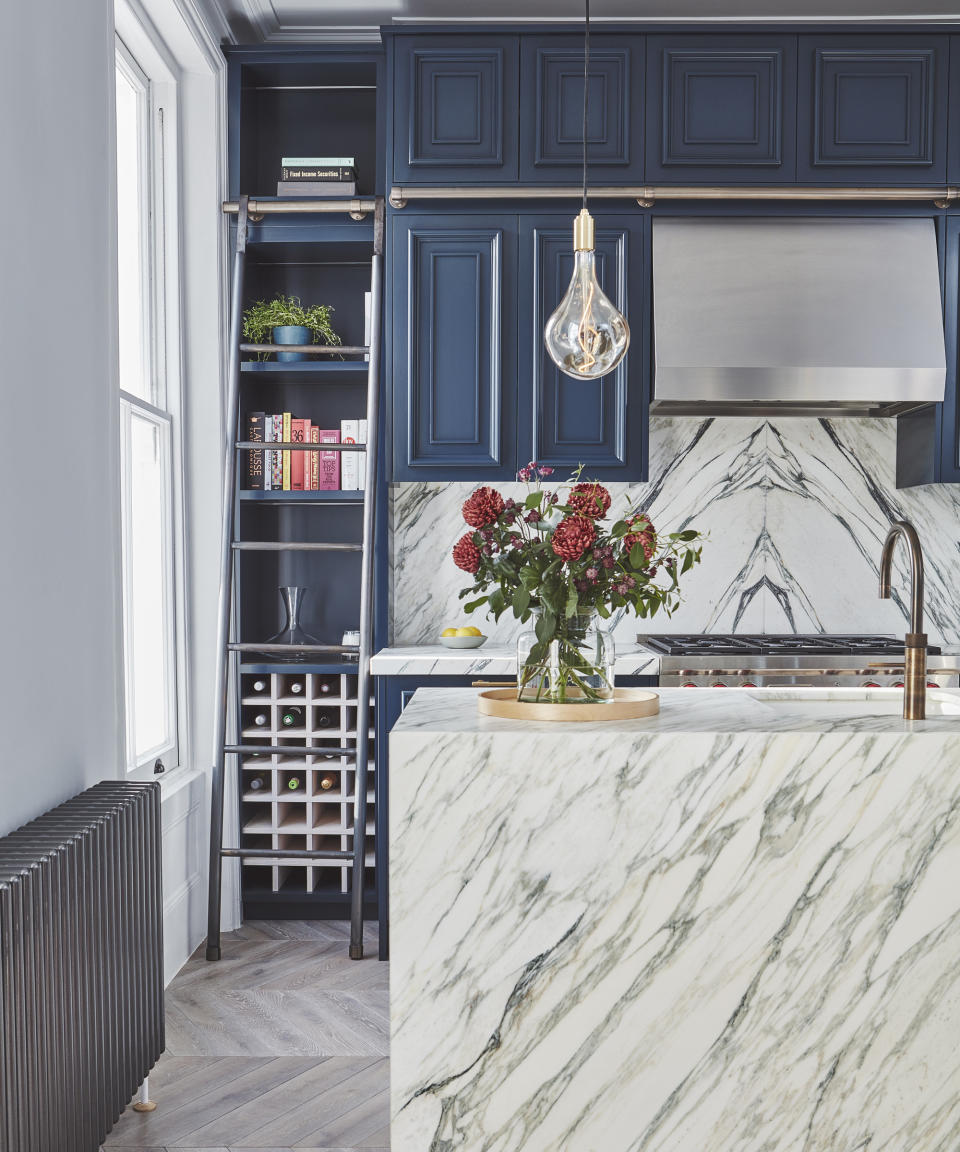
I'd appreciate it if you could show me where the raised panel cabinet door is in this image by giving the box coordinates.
[799,36,948,181]
[950,38,960,182]
[518,214,648,480]
[645,35,797,183]
[393,36,519,182]
[519,35,643,182]
[392,215,518,480]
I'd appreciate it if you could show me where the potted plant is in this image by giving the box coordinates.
[452,464,704,704]
[242,294,341,362]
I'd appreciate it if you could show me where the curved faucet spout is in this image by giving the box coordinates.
[878,520,925,636]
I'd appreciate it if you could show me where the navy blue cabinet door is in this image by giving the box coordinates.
[519,36,643,183]
[951,38,960,182]
[393,36,519,183]
[392,215,518,480]
[798,36,948,182]
[518,214,648,481]
[940,217,960,482]
[645,35,797,183]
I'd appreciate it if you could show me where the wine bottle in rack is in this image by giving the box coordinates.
[315,714,332,729]
[248,775,267,792]
[253,713,269,727]
[318,679,333,695]
[252,679,268,693]
[290,681,304,695]
[281,706,304,728]
[318,773,336,791]
[287,776,302,791]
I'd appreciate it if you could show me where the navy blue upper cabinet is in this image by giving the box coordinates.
[518,215,647,479]
[392,215,518,480]
[645,35,797,183]
[519,36,644,183]
[798,36,948,182]
[950,38,960,182]
[393,36,519,183]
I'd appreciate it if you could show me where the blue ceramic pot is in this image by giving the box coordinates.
[272,324,311,362]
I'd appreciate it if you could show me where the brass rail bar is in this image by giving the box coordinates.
[389,185,960,209]
[222,198,377,218]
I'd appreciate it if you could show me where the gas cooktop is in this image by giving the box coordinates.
[637,634,942,657]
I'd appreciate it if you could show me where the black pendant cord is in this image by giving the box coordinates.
[582,0,590,211]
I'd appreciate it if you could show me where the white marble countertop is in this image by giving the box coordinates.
[370,643,660,677]
[393,684,960,734]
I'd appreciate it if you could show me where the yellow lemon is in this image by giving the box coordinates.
[464,626,483,636]
[441,627,458,637]
[455,627,475,637]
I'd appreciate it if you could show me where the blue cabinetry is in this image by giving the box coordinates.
[518,214,648,476]
[645,35,797,183]
[798,36,948,182]
[393,35,519,183]
[392,211,649,482]
[519,35,643,183]
[392,215,518,480]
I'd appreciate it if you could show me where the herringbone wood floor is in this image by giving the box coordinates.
[104,921,389,1152]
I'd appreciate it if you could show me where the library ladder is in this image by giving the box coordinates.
[205,194,384,961]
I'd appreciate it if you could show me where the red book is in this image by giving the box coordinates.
[290,418,307,490]
[309,425,320,491]
[318,429,340,490]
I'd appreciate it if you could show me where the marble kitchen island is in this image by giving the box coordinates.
[389,686,960,1152]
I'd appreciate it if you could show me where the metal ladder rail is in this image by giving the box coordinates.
[205,194,384,962]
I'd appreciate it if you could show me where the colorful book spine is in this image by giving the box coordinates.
[318,430,340,490]
[246,412,265,490]
[281,156,355,167]
[280,166,355,181]
[277,181,356,197]
[270,415,283,490]
[262,415,273,491]
[358,419,368,491]
[340,419,359,490]
[282,412,291,491]
[310,425,320,491]
[290,418,307,491]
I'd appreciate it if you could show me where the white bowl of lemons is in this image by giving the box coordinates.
[440,625,487,649]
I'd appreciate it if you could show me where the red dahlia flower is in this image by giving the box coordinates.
[568,482,612,519]
[551,515,597,562]
[452,534,482,573]
[462,486,506,528]
[624,515,656,560]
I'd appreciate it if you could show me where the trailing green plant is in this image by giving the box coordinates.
[242,295,341,359]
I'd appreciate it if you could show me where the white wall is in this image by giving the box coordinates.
[0,0,125,833]
[0,0,232,983]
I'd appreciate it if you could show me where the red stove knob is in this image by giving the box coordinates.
[893,681,905,688]
[741,681,758,688]
[711,682,727,688]
[928,682,939,688]
[681,682,697,688]
[863,681,880,688]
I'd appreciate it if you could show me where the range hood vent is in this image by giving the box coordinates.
[652,218,945,417]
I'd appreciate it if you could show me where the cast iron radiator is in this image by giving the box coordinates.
[0,781,164,1152]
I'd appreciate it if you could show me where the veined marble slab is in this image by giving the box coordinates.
[370,644,661,678]
[390,687,960,1152]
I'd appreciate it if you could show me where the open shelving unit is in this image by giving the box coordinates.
[218,45,386,932]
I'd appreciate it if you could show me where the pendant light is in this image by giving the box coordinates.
[543,0,630,379]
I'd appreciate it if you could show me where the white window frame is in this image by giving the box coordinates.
[115,26,187,780]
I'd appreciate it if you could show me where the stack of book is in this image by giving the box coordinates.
[246,413,367,491]
[277,156,356,197]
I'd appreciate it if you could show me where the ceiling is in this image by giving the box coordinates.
[217,0,960,42]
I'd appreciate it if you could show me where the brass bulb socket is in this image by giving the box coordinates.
[573,208,595,251]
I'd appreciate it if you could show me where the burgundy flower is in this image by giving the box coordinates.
[585,566,599,580]
[568,482,612,519]
[551,515,598,562]
[462,486,506,528]
[624,515,656,561]
[452,533,481,574]
[538,466,554,476]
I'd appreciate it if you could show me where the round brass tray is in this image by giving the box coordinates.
[477,687,660,722]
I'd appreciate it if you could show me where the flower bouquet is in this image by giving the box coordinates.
[452,464,704,704]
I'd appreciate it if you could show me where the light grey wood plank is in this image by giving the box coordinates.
[294,1088,390,1149]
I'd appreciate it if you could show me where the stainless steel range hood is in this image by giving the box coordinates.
[651,217,945,417]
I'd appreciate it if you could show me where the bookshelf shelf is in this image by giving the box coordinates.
[239,489,365,504]
[241,360,369,374]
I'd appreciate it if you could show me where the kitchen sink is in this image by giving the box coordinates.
[748,687,960,716]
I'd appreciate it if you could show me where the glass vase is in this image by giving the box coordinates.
[266,586,320,661]
[516,611,615,704]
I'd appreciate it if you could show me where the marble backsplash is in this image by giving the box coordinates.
[389,417,960,647]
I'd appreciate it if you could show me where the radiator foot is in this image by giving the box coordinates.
[349,943,364,960]
[133,1099,157,1113]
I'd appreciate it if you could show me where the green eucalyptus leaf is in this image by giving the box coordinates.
[464,596,488,613]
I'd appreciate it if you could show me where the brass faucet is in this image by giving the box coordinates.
[878,521,927,720]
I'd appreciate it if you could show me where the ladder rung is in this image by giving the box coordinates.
[232,541,362,552]
[229,642,359,654]
[221,847,353,861]
[240,344,370,355]
[236,441,367,452]
[225,744,358,758]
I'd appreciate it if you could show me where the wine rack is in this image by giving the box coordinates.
[238,671,375,900]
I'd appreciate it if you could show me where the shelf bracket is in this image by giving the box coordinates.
[636,188,656,208]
